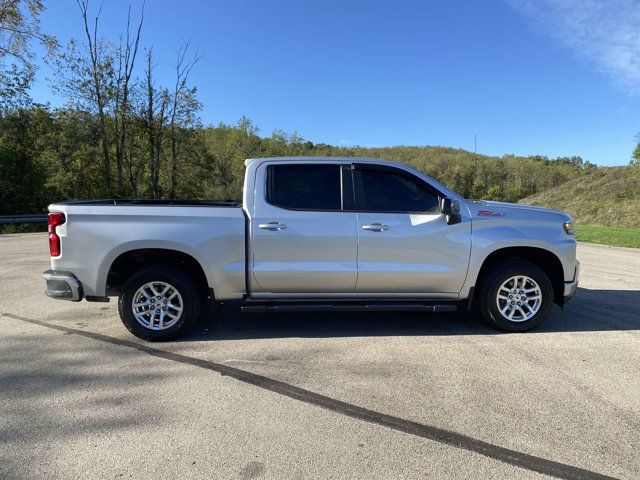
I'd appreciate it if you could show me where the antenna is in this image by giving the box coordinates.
[474,133,478,168]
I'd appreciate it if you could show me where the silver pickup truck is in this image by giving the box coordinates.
[43,157,579,340]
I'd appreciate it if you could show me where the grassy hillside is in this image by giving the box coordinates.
[520,165,640,228]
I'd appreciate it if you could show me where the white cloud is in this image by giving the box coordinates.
[507,0,640,93]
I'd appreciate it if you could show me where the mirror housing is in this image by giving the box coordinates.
[440,197,461,225]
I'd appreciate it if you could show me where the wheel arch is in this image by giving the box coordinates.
[473,246,565,307]
[105,248,210,298]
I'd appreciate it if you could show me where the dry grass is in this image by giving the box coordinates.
[520,165,640,228]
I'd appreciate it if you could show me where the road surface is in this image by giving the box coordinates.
[1,233,638,479]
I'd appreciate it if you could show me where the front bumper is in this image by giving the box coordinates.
[563,260,580,303]
[43,270,83,301]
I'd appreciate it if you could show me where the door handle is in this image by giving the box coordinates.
[362,223,389,232]
[259,222,287,231]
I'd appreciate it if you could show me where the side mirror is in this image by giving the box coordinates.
[440,197,461,225]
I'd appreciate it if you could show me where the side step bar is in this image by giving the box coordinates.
[241,301,459,313]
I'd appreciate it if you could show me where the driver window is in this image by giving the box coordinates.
[354,167,440,213]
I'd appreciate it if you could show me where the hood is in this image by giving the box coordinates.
[463,199,573,222]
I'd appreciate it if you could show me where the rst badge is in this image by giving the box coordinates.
[478,210,505,217]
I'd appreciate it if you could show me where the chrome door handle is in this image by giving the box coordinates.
[362,223,389,232]
[259,222,287,231]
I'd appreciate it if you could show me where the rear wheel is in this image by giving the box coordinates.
[118,266,201,341]
[477,260,553,332]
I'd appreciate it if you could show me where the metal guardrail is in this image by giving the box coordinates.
[0,214,48,225]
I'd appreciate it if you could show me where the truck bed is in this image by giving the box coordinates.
[48,200,247,300]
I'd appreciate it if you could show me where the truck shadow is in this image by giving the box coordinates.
[180,287,640,341]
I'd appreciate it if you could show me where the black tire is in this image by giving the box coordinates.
[476,260,553,332]
[118,266,201,341]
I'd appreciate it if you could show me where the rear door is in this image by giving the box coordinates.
[353,163,471,294]
[250,162,358,294]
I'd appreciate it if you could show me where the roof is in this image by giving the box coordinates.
[243,156,459,199]
[244,156,400,167]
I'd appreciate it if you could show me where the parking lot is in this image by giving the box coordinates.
[1,233,639,479]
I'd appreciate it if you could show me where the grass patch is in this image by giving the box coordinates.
[575,224,640,248]
[0,223,47,234]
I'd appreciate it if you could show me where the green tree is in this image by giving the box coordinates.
[631,133,640,166]
[0,0,56,109]
[0,106,52,213]
[51,0,117,194]
[168,40,202,197]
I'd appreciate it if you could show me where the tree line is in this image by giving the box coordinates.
[0,0,599,216]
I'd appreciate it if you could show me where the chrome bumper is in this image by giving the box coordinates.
[563,261,580,302]
[43,270,83,302]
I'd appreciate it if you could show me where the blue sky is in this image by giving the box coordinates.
[31,0,640,166]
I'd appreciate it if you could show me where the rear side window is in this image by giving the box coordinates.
[267,164,342,210]
[354,166,440,213]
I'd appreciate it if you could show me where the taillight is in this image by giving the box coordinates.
[48,212,65,257]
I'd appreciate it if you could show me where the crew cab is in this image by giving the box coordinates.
[43,157,579,340]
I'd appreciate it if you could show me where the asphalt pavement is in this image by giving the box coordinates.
[1,233,639,479]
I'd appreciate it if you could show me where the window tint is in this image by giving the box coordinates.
[355,167,440,212]
[267,164,342,210]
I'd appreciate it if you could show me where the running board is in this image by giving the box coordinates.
[240,300,459,313]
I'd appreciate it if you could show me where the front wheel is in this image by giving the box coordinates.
[477,261,553,332]
[118,266,201,341]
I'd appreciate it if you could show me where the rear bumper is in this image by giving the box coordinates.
[43,270,83,302]
[563,260,580,303]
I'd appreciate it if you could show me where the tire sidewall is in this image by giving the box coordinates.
[118,267,199,341]
[482,262,553,332]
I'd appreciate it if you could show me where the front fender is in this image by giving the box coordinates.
[460,219,575,298]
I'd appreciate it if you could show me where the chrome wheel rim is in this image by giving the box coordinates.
[132,281,183,330]
[496,275,542,322]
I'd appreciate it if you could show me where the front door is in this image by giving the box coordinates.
[250,162,358,294]
[353,163,471,294]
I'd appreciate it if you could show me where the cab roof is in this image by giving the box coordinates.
[244,156,403,167]
[243,156,459,200]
